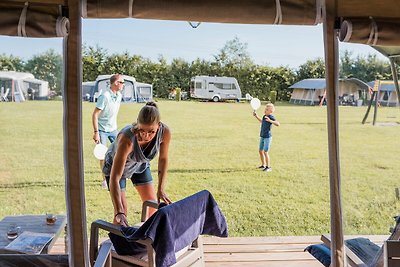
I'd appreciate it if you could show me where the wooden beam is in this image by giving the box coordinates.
[4,0,66,4]
[323,0,345,266]
[63,0,89,266]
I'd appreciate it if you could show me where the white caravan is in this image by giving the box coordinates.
[190,76,242,102]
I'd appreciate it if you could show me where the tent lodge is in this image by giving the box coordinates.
[289,78,370,106]
[89,75,153,103]
[0,71,49,102]
[367,80,400,107]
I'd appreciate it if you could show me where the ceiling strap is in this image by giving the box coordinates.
[274,0,282,24]
[370,18,378,46]
[17,2,28,37]
[81,0,87,18]
[129,0,133,17]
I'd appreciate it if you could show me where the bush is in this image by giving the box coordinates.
[175,87,181,102]
[269,91,277,104]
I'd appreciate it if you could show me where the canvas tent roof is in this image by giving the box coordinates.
[290,78,370,90]
[367,80,400,92]
[96,74,136,83]
[24,77,49,85]
[0,70,34,80]
[290,79,327,90]
[2,1,400,266]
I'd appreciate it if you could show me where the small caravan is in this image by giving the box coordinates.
[89,75,153,103]
[190,76,242,102]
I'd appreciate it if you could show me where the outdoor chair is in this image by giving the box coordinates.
[90,190,228,267]
[305,215,400,267]
[1,88,9,101]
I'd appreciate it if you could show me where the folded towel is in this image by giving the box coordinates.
[121,190,228,267]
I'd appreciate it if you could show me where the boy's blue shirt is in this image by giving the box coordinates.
[260,114,276,138]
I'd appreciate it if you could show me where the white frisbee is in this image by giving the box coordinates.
[93,144,108,160]
[250,98,261,110]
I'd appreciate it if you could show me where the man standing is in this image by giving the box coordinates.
[92,74,124,188]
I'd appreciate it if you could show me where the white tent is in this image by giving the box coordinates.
[0,71,49,101]
[90,74,152,103]
[82,81,95,101]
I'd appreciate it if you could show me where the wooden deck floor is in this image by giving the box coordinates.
[50,235,388,266]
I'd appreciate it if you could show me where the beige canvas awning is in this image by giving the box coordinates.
[0,1,69,37]
[82,0,323,25]
[339,18,400,46]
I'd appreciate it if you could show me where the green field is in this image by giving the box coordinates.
[0,100,399,237]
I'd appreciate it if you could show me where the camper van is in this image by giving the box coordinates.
[89,75,153,103]
[190,76,242,102]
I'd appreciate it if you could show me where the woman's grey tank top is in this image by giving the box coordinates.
[103,123,165,179]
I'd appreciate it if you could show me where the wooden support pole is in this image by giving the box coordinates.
[323,0,345,266]
[389,58,400,106]
[373,88,379,126]
[362,91,375,124]
[63,0,89,266]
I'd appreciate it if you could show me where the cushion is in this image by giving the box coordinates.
[304,244,331,267]
[345,238,380,266]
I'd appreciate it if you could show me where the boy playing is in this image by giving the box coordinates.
[253,103,280,172]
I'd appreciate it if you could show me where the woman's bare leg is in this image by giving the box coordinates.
[136,183,157,219]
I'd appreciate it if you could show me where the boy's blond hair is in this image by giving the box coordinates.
[266,103,275,112]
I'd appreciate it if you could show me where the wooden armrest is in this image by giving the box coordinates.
[321,234,331,246]
[92,220,123,236]
[90,220,123,266]
[141,200,159,222]
[320,234,367,267]
[93,241,112,267]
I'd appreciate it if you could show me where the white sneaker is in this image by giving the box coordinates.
[263,167,272,172]
[101,180,108,189]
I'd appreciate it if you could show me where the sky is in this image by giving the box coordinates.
[0,18,388,69]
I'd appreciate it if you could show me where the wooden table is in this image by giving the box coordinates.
[0,215,67,254]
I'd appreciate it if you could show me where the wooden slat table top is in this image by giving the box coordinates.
[0,214,66,254]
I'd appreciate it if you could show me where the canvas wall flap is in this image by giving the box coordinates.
[82,0,323,25]
[339,18,400,46]
[0,2,69,38]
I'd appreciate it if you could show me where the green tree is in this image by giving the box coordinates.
[170,58,191,92]
[82,44,108,81]
[295,58,325,81]
[0,54,24,71]
[103,52,137,76]
[25,49,62,94]
[213,36,254,69]
[340,50,391,82]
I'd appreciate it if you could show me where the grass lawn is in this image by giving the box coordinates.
[0,100,399,237]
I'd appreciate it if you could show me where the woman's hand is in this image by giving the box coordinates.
[114,213,129,227]
[157,189,172,204]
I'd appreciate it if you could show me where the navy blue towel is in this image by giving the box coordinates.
[121,190,228,267]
